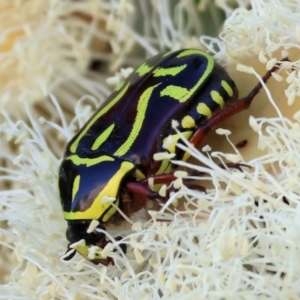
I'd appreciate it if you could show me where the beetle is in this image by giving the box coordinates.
[58,49,286,265]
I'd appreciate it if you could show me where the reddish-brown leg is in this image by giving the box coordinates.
[218,163,251,172]
[125,174,182,202]
[141,173,206,192]
[189,58,289,149]
[126,181,162,198]
[127,173,206,199]
[140,173,177,185]
[126,59,288,202]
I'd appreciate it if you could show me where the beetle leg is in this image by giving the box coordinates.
[166,183,207,194]
[141,173,188,196]
[141,173,206,194]
[125,179,199,202]
[93,257,115,266]
[140,164,249,188]
[140,173,177,185]
[125,181,165,202]
[136,165,249,199]
[218,162,251,172]
[185,163,250,178]
[189,58,289,149]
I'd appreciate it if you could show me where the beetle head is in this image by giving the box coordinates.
[58,155,133,264]
[64,220,127,265]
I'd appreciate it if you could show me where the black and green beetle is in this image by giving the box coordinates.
[58,49,286,265]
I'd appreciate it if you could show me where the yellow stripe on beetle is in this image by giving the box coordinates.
[69,83,130,154]
[162,131,193,153]
[176,49,212,59]
[114,83,161,156]
[160,51,214,103]
[196,102,212,118]
[136,62,153,77]
[64,161,135,221]
[66,155,114,167]
[210,90,224,108]
[91,124,115,151]
[221,80,234,97]
[153,65,187,77]
[181,115,196,128]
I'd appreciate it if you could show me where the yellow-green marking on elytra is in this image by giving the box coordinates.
[69,83,130,154]
[153,65,187,77]
[221,80,234,97]
[181,115,196,128]
[136,62,153,77]
[211,90,224,108]
[197,102,212,118]
[162,131,193,153]
[163,50,174,57]
[91,124,115,151]
[160,50,214,103]
[160,85,190,102]
[176,49,211,59]
[67,154,114,167]
[114,80,124,92]
[114,83,161,156]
